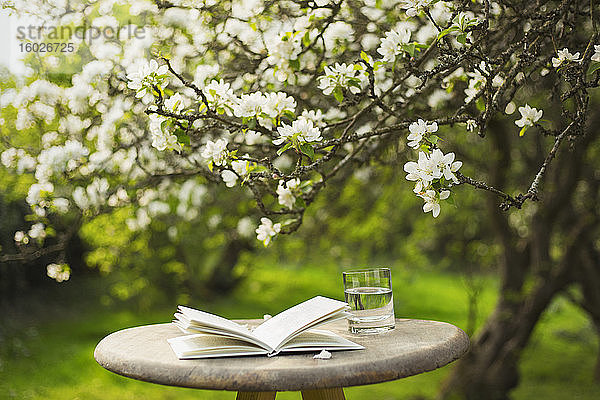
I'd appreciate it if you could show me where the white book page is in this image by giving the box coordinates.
[177,306,252,333]
[167,334,268,359]
[175,306,272,350]
[252,296,348,351]
[281,329,364,350]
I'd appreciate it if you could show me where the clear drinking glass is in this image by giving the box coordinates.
[343,268,395,334]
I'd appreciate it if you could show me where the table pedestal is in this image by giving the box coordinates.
[236,388,345,400]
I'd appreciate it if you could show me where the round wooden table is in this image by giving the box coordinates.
[94,318,469,399]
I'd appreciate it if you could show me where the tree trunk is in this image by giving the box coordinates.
[205,234,253,293]
[439,218,593,400]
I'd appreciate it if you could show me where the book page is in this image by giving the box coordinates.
[177,306,252,334]
[281,329,364,350]
[175,306,271,350]
[167,334,268,359]
[251,296,348,351]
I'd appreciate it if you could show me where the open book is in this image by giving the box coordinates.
[167,296,364,359]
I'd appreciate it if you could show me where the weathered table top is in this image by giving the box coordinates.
[94,318,469,392]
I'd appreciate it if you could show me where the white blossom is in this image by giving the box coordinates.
[28,223,46,240]
[407,119,438,149]
[52,198,70,213]
[255,217,281,246]
[231,160,248,176]
[1,148,18,168]
[221,160,249,188]
[263,92,297,119]
[429,148,462,183]
[313,349,332,359]
[46,263,70,282]
[277,178,300,209]
[401,0,432,17]
[35,140,89,181]
[466,119,477,132]
[86,178,110,208]
[26,182,54,206]
[14,231,29,244]
[299,109,326,128]
[126,59,169,98]
[237,216,255,238]
[148,114,181,152]
[317,63,365,96]
[201,139,229,166]
[404,151,437,192]
[203,79,237,115]
[324,21,355,51]
[404,149,462,193]
[419,189,450,218]
[244,130,264,145]
[193,64,220,87]
[552,48,581,68]
[591,45,600,62]
[233,92,268,118]
[265,31,303,81]
[164,93,185,113]
[221,170,238,187]
[274,119,322,145]
[463,62,501,104]
[515,104,543,128]
[377,28,411,63]
[1,148,36,173]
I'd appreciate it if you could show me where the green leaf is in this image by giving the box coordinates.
[299,143,315,160]
[475,98,485,111]
[347,79,362,89]
[457,34,467,45]
[207,161,213,172]
[174,129,190,146]
[281,110,296,121]
[277,142,292,156]
[437,27,457,40]
[360,51,370,64]
[160,119,170,132]
[402,43,416,57]
[429,135,441,144]
[249,165,268,173]
[588,63,600,74]
[295,197,307,209]
[289,58,300,71]
[519,126,528,137]
[302,31,311,47]
[445,193,456,207]
[333,86,344,103]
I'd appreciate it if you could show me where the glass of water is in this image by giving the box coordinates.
[343,268,395,334]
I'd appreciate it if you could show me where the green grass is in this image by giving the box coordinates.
[1,263,599,399]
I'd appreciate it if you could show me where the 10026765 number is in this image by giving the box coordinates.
[19,42,75,53]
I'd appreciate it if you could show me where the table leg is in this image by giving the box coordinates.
[301,388,346,400]
[235,392,277,400]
